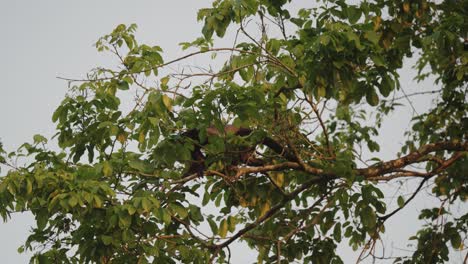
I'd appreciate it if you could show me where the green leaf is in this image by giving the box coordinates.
[367,141,380,152]
[68,196,78,208]
[97,121,114,129]
[333,222,342,242]
[148,117,159,126]
[101,235,113,245]
[189,205,203,222]
[379,75,393,97]
[202,192,210,206]
[346,6,361,24]
[371,54,385,67]
[346,31,363,50]
[320,35,331,46]
[316,85,326,99]
[17,246,25,254]
[360,206,377,229]
[36,211,48,231]
[162,209,171,225]
[127,206,136,215]
[51,106,62,122]
[123,35,134,50]
[207,217,218,234]
[450,233,462,248]
[118,81,130,90]
[33,134,47,144]
[364,31,381,45]
[366,88,379,106]
[118,213,132,228]
[266,39,281,55]
[397,196,405,208]
[214,193,223,207]
[171,203,188,218]
[142,198,151,212]
[128,159,149,172]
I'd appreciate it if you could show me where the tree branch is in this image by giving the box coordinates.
[358,141,467,178]
[378,151,465,222]
[202,142,466,251]
[211,174,325,250]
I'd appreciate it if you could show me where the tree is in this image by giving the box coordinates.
[0,0,467,263]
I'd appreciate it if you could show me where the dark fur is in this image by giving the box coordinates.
[181,125,295,177]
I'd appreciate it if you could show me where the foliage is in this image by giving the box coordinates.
[1,0,467,263]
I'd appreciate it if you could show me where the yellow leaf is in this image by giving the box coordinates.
[255,71,264,82]
[251,196,258,206]
[440,187,446,195]
[316,85,326,99]
[26,179,33,195]
[403,2,410,13]
[103,161,113,177]
[415,10,421,18]
[270,172,285,187]
[373,16,381,31]
[117,132,127,144]
[217,161,224,170]
[299,76,306,87]
[161,76,170,86]
[138,131,145,144]
[260,201,271,217]
[219,219,228,238]
[162,94,172,112]
[239,197,248,207]
[383,35,392,50]
[94,196,103,208]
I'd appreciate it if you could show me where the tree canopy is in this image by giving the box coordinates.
[0,0,467,263]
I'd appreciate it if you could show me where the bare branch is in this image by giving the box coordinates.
[358,141,467,178]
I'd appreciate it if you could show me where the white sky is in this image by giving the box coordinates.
[0,1,465,263]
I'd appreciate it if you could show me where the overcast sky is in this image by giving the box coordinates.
[0,1,464,263]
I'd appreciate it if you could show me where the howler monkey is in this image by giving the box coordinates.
[181,125,295,177]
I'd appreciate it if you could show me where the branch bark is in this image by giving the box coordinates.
[203,141,466,251]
